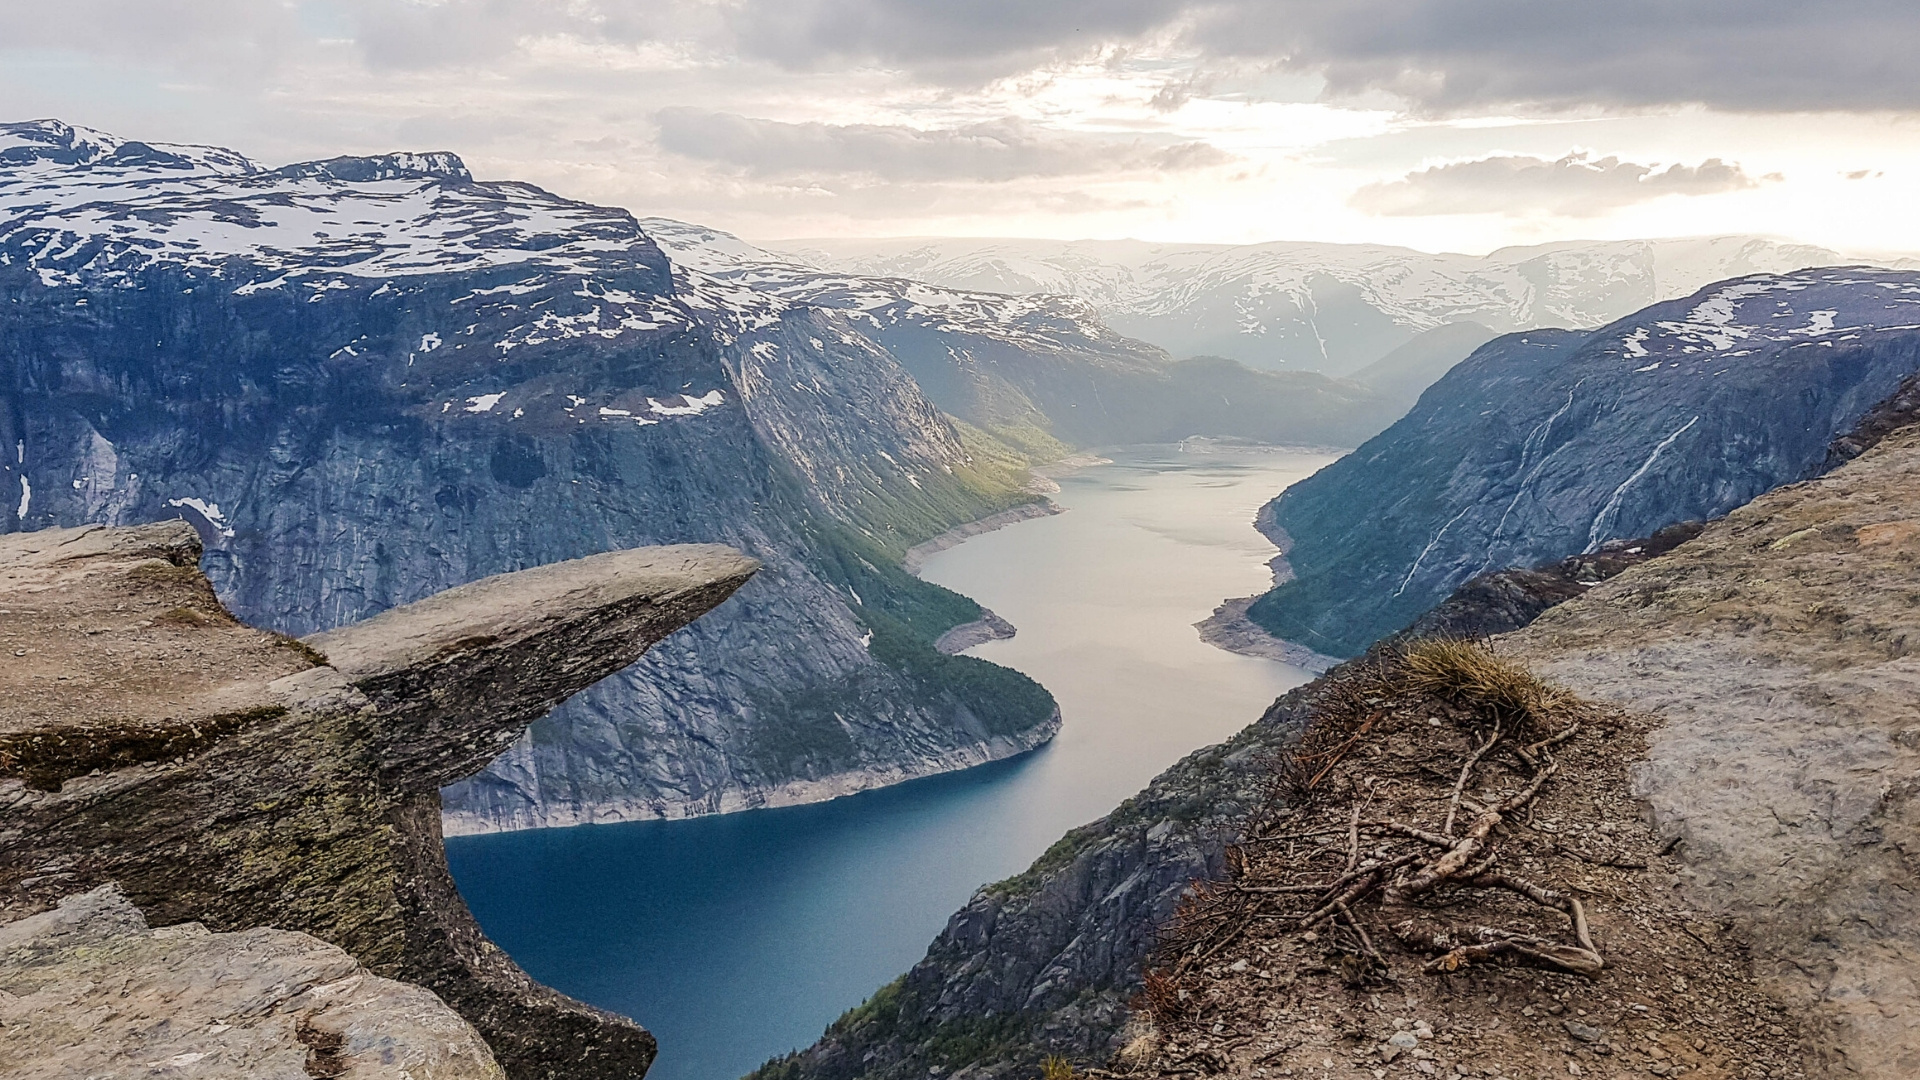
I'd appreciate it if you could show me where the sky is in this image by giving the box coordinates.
[4,0,1919,255]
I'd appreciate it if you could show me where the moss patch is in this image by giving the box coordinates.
[0,706,288,791]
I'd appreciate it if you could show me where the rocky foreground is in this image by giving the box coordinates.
[762,419,1920,1078]
[0,520,757,1079]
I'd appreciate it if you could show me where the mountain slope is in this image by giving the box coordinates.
[757,391,1920,1080]
[788,234,1869,378]
[0,119,1058,832]
[1247,267,1920,657]
[645,218,1403,451]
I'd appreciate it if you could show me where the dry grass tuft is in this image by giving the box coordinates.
[1399,638,1576,729]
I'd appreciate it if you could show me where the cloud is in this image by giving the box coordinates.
[1351,152,1761,217]
[653,109,1230,182]
[11,1,1920,115]
[1183,0,1920,114]
[717,0,1920,113]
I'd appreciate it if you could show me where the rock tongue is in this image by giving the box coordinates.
[1,524,757,1080]
[304,542,758,788]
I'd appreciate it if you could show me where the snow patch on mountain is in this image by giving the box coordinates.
[1,119,665,288]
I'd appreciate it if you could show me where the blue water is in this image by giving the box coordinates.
[446,445,1333,1080]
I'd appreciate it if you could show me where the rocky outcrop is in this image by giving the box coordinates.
[1401,519,1706,641]
[764,415,1920,1080]
[0,520,757,1079]
[1248,268,1920,657]
[1,884,504,1080]
[0,119,1057,835]
[1502,427,1920,1077]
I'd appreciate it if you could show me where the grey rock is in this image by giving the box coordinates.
[1562,1020,1604,1043]
[0,884,503,1080]
[0,520,757,1079]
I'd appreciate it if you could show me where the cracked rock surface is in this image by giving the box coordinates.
[0,884,503,1080]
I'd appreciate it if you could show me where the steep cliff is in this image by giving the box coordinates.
[0,119,1057,833]
[761,409,1920,1080]
[0,519,758,1078]
[1247,267,1920,657]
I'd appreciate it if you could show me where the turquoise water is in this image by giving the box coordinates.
[445,444,1332,1080]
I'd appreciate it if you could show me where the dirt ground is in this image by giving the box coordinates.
[1115,649,1807,1080]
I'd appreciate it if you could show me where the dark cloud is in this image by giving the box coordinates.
[727,0,1173,82]
[9,1,1919,114]
[653,109,1230,181]
[1351,152,1761,217]
[724,0,1920,113]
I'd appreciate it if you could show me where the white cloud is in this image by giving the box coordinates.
[1353,152,1762,217]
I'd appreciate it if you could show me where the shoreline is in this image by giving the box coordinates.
[901,499,1062,574]
[440,707,1062,836]
[1194,595,1340,674]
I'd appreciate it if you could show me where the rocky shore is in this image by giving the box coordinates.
[1192,595,1338,673]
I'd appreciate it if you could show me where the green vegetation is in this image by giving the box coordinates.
[748,974,1044,1080]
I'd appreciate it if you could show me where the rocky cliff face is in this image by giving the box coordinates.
[760,401,1920,1080]
[0,119,1056,834]
[0,519,758,1078]
[1248,268,1920,657]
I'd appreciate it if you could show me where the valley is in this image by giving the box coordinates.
[8,112,1920,1080]
[446,445,1330,1080]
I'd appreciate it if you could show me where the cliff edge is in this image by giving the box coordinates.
[760,420,1920,1080]
[0,520,757,1079]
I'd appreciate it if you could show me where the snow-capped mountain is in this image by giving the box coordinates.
[642,216,1403,449]
[1247,266,1920,656]
[785,234,1894,376]
[1,119,1060,832]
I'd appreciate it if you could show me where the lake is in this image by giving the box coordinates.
[445,443,1334,1080]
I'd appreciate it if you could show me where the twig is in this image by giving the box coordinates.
[1553,841,1647,870]
[1515,721,1581,767]
[1337,900,1387,970]
[1344,792,1367,875]
[1373,820,1452,847]
[1446,721,1504,837]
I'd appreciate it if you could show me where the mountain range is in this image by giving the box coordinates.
[1247,265,1920,656]
[790,234,1892,377]
[0,119,1061,832]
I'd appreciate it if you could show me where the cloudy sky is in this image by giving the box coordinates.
[5,0,1919,254]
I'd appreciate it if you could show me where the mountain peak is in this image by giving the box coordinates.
[272,151,471,184]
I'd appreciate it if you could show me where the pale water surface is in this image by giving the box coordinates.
[447,444,1334,1080]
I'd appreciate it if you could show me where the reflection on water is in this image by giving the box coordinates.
[446,444,1334,1080]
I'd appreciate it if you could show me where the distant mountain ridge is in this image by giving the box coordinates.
[643,217,1405,452]
[785,234,1901,376]
[1246,266,1920,656]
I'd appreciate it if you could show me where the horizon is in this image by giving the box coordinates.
[15,112,1915,267]
[6,2,1919,255]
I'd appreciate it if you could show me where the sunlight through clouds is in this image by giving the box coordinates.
[1,0,1917,253]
